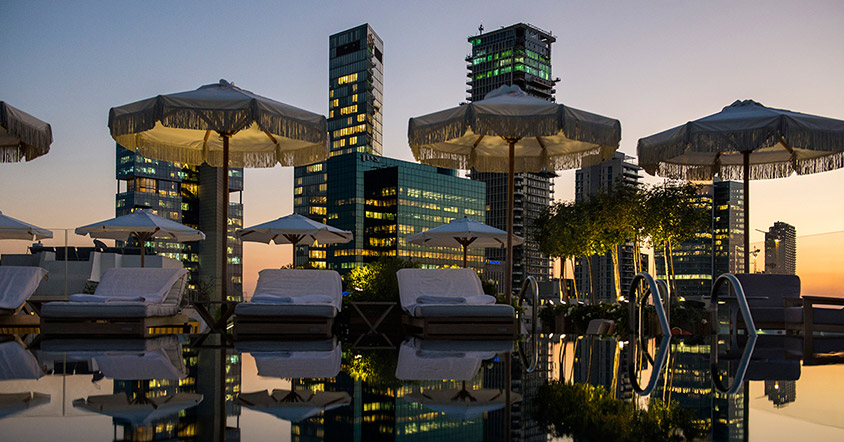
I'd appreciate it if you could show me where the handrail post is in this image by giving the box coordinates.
[709,273,758,394]
[627,272,670,336]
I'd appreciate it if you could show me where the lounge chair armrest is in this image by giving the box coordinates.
[784,298,804,308]
[802,296,844,308]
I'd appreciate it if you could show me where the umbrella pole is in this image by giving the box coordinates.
[221,133,231,302]
[743,151,750,274]
[463,244,468,268]
[505,140,515,304]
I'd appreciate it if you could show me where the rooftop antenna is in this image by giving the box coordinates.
[478,22,484,35]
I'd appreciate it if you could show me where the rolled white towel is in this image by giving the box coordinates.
[465,294,497,305]
[416,295,466,304]
[68,294,149,303]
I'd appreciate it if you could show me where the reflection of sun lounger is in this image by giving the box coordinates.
[40,268,190,337]
[73,392,203,425]
[236,390,350,423]
[397,268,516,338]
[395,337,511,381]
[0,337,44,380]
[236,338,341,379]
[39,335,186,380]
[0,266,47,330]
[234,269,342,338]
[0,392,51,419]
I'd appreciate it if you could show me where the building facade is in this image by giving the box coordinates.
[293,24,485,274]
[466,23,557,293]
[655,179,746,299]
[573,152,643,303]
[116,145,244,300]
[764,221,796,274]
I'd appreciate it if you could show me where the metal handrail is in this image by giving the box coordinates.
[627,272,670,336]
[709,273,758,394]
[516,276,539,373]
[627,335,672,396]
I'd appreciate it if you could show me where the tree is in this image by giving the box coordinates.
[590,183,641,301]
[535,201,587,301]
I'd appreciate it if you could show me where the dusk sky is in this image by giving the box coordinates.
[2,1,842,296]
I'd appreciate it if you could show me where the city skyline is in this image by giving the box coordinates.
[2,1,843,297]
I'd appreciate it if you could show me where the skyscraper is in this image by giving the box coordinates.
[574,152,644,302]
[466,23,557,292]
[293,24,485,273]
[115,146,244,300]
[765,221,796,274]
[655,179,745,299]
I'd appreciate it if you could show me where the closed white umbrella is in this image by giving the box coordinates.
[109,79,328,298]
[406,216,523,267]
[75,209,204,267]
[0,101,52,163]
[237,214,352,265]
[408,85,620,301]
[638,99,844,271]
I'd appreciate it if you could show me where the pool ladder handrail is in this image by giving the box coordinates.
[626,272,671,396]
[709,273,758,395]
[517,276,539,373]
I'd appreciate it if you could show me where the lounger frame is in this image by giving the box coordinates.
[402,315,517,338]
[233,316,333,339]
[41,314,192,337]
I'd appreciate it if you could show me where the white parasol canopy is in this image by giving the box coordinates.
[0,210,53,240]
[73,392,203,425]
[237,213,352,258]
[405,384,521,421]
[0,101,52,163]
[236,390,351,423]
[408,85,620,300]
[75,208,204,267]
[109,79,328,298]
[638,99,844,271]
[405,216,524,267]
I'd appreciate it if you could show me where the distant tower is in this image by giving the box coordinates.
[466,23,558,292]
[765,221,796,274]
[765,380,796,407]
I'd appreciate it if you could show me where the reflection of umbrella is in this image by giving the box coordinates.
[405,382,521,421]
[0,210,52,240]
[236,390,350,423]
[408,85,620,300]
[75,208,204,267]
[237,213,352,262]
[405,216,523,267]
[73,392,203,425]
[638,100,844,271]
[109,79,328,298]
[0,392,51,419]
[1,101,52,163]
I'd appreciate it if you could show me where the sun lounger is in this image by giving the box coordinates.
[236,337,341,379]
[233,269,342,338]
[395,337,511,381]
[38,335,186,380]
[0,266,48,330]
[0,336,45,381]
[39,267,190,337]
[397,268,517,338]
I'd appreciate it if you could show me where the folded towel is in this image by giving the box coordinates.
[416,296,466,304]
[465,295,497,305]
[68,294,148,303]
[252,294,335,305]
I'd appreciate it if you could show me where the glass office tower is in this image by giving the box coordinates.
[115,145,244,300]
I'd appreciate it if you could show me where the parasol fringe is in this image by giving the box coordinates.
[412,144,605,173]
[1,103,52,162]
[408,116,470,148]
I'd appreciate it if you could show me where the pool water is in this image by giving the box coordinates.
[0,333,842,441]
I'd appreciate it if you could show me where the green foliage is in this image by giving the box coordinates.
[344,348,401,387]
[481,279,499,296]
[641,181,709,250]
[531,382,709,442]
[343,257,421,304]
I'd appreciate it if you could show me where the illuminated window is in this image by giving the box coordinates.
[337,73,358,85]
[330,99,339,108]
[357,114,366,123]
[340,105,358,115]
[351,94,358,102]
[306,163,323,173]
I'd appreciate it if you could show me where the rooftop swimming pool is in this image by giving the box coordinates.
[0,331,842,441]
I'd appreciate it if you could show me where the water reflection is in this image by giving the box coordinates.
[0,331,843,440]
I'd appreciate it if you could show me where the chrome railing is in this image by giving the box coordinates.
[517,276,539,373]
[709,273,758,394]
[627,272,670,336]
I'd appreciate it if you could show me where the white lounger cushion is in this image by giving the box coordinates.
[397,268,513,318]
[235,269,342,318]
[0,266,48,311]
[40,267,187,318]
